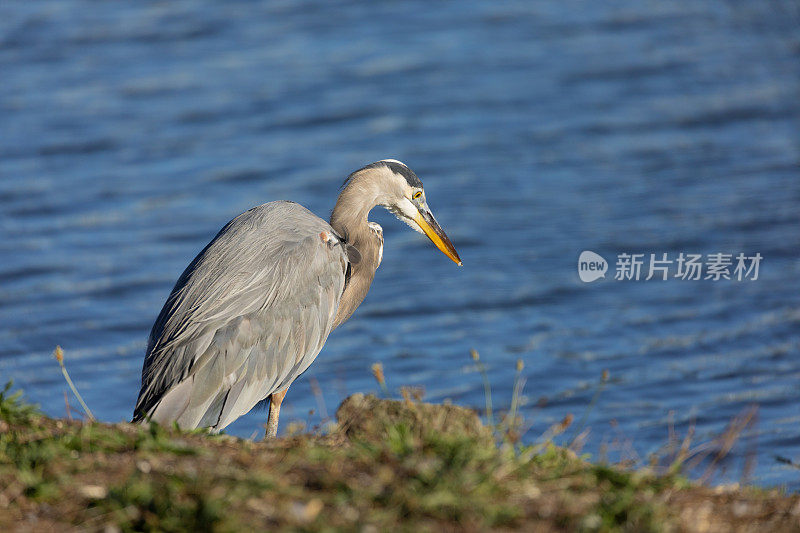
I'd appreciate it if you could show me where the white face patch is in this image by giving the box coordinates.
[386,197,423,234]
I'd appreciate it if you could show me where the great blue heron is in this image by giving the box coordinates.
[133,160,461,437]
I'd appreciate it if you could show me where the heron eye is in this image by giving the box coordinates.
[412,191,422,200]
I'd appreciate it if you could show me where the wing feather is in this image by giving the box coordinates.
[133,202,348,430]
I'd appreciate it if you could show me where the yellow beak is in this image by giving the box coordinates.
[414,209,462,266]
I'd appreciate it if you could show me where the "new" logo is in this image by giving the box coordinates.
[578,251,607,282]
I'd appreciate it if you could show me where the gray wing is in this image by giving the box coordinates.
[133,201,348,430]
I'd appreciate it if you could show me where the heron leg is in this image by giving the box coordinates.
[265,388,288,439]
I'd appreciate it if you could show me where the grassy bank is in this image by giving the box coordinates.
[1,386,798,532]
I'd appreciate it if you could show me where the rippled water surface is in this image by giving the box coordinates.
[1,1,798,489]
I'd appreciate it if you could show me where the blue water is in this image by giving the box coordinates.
[1,1,798,489]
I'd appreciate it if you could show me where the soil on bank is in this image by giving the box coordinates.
[1,389,798,532]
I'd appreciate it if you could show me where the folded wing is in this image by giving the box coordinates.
[133,201,348,431]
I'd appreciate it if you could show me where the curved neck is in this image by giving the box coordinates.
[329,173,384,329]
[329,172,382,243]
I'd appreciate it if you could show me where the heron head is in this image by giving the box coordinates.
[367,159,462,266]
